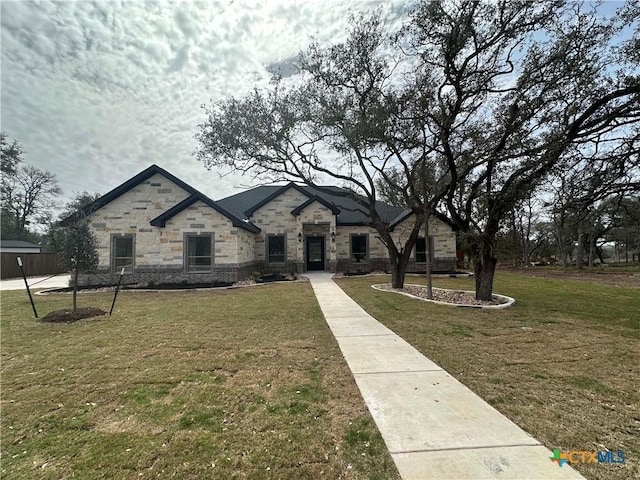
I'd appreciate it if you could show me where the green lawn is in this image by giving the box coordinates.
[1,283,399,480]
[335,272,639,480]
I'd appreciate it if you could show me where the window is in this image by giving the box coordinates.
[113,235,134,272]
[415,237,434,263]
[186,234,212,272]
[351,235,368,262]
[267,235,285,263]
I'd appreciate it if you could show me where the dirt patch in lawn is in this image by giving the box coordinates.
[41,307,106,322]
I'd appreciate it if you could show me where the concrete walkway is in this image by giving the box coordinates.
[0,274,70,291]
[307,272,584,480]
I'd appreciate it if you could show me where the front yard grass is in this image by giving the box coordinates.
[1,283,399,479]
[335,273,639,480]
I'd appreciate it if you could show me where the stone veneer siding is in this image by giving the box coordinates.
[78,262,262,287]
[250,189,338,273]
[79,173,256,286]
[79,176,458,284]
[393,215,457,272]
[334,216,457,273]
[251,188,308,264]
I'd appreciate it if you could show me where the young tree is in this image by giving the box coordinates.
[44,191,102,253]
[53,221,99,312]
[50,192,101,311]
[49,192,101,312]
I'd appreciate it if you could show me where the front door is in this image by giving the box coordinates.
[306,236,325,271]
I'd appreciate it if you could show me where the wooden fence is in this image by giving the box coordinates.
[1,253,67,279]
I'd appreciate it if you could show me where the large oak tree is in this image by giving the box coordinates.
[196,1,639,299]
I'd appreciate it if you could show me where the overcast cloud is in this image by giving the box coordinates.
[1,0,408,206]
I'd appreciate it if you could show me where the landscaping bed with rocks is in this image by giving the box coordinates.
[374,283,514,308]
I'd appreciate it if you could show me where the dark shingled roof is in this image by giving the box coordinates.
[217,183,406,226]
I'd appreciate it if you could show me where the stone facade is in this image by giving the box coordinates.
[251,188,307,264]
[79,174,256,286]
[393,215,457,272]
[77,170,458,286]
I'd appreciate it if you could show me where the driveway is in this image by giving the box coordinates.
[0,274,71,291]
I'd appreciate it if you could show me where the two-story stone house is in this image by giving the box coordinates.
[61,165,457,286]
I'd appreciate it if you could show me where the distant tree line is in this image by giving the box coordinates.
[2,132,101,308]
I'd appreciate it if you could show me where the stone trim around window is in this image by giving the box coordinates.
[350,234,368,263]
[183,232,215,273]
[266,234,286,264]
[111,233,135,274]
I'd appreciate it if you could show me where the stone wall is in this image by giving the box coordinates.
[236,228,256,264]
[335,225,387,262]
[84,173,253,285]
[250,187,307,263]
[392,214,457,259]
[333,216,457,273]
[78,261,261,287]
[89,173,190,268]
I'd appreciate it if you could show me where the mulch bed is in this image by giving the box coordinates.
[377,284,507,306]
[41,307,107,323]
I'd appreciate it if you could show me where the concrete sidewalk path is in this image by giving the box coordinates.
[307,272,584,480]
[0,274,70,291]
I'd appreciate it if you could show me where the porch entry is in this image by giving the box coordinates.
[306,236,325,271]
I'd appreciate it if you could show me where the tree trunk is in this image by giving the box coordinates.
[382,221,421,289]
[72,268,79,313]
[588,235,595,267]
[625,242,628,263]
[390,260,408,288]
[424,215,433,299]
[388,240,415,289]
[576,226,584,269]
[473,250,497,301]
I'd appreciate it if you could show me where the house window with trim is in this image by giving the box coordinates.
[350,234,368,262]
[415,237,435,263]
[267,235,285,263]
[186,234,213,272]
[112,235,134,272]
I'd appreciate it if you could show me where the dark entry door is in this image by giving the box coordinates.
[306,236,325,271]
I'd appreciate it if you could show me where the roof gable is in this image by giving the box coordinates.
[291,196,341,216]
[243,183,311,217]
[149,195,260,232]
[59,165,260,233]
[389,209,457,231]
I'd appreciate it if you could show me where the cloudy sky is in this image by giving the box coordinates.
[1,0,630,212]
[1,0,408,206]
